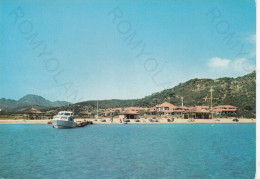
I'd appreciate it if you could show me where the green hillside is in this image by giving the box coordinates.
[47,71,256,118]
[135,71,256,117]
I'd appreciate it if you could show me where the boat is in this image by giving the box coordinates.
[51,111,77,129]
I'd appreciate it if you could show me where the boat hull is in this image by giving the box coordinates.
[51,120,77,129]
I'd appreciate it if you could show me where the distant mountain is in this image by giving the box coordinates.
[53,71,256,118]
[0,94,71,111]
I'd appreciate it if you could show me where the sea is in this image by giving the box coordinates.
[0,123,255,179]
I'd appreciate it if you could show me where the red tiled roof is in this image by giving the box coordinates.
[184,107,209,113]
[213,105,237,109]
[185,107,193,110]
[112,108,121,110]
[156,102,178,109]
[212,105,237,112]
[150,107,156,110]
[212,109,237,112]
[173,110,185,112]
[119,111,139,115]
[160,110,185,113]
[104,108,123,114]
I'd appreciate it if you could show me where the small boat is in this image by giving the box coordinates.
[51,111,77,129]
[233,118,239,122]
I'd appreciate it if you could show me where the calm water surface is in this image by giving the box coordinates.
[0,124,255,179]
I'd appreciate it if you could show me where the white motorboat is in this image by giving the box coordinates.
[51,111,77,129]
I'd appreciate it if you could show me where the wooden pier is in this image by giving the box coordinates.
[76,121,93,127]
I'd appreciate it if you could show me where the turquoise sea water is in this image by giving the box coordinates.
[0,124,255,179]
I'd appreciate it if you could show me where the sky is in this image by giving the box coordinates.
[0,0,256,103]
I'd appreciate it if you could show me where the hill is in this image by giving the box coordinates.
[52,71,256,118]
[0,94,71,111]
[135,71,256,117]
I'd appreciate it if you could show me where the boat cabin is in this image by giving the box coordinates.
[54,111,74,121]
[58,111,74,116]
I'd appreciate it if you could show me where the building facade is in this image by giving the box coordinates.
[212,105,237,114]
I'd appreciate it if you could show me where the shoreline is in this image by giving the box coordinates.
[0,118,256,124]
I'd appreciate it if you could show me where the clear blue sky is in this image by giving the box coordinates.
[0,0,255,102]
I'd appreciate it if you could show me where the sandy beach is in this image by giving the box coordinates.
[0,118,255,124]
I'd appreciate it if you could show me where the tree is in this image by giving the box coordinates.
[138,110,146,116]
[113,110,120,116]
